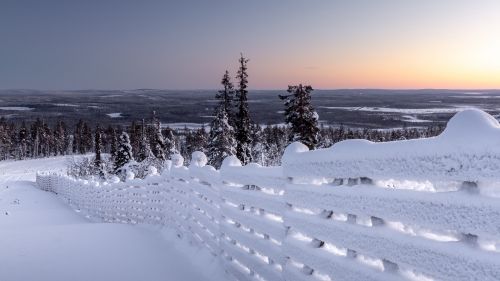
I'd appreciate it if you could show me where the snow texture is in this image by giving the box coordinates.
[1,157,225,281]
[36,109,500,281]
[282,109,500,181]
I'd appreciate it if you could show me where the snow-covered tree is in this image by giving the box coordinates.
[162,127,178,157]
[184,126,208,163]
[81,122,93,153]
[137,119,154,162]
[18,122,28,159]
[250,123,265,165]
[53,121,68,155]
[208,71,237,168]
[220,70,234,124]
[234,54,253,164]
[129,120,141,159]
[279,84,319,149]
[114,132,134,174]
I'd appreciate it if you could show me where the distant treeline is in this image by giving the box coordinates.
[0,113,444,165]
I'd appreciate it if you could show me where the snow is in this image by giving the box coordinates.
[282,109,500,181]
[0,156,226,281]
[0,107,34,111]
[98,94,123,98]
[451,95,500,99]
[319,106,473,114]
[27,109,500,281]
[106,112,123,118]
[401,115,432,123]
[53,103,80,107]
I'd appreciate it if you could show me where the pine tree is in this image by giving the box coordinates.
[114,132,133,174]
[250,123,265,165]
[279,84,319,149]
[208,71,237,168]
[81,122,93,153]
[152,127,166,161]
[129,120,141,159]
[109,127,118,161]
[53,121,67,155]
[137,119,154,162]
[163,127,178,157]
[73,120,84,154]
[94,125,105,178]
[18,122,28,159]
[220,70,234,124]
[30,118,43,158]
[193,126,208,152]
[234,54,253,164]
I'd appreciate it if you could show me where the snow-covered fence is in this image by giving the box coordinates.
[37,109,500,281]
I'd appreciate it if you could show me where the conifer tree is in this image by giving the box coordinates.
[208,71,237,168]
[18,122,28,159]
[81,122,93,153]
[114,131,133,174]
[153,127,166,161]
[94,125,105,178]
[129,120,141,158]
[53,121,67,155]
[234,54,253,164]
[279,84,319,149]
[137,119,154,162]
[163,127,179,157]
[109,127,118,161]
[220,70,234,124]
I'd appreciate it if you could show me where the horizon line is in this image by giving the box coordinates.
[1,88,500,92]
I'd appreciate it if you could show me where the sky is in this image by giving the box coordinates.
[1,0,500,90]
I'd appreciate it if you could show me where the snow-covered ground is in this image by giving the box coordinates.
[0,107,34,111]
[106,112,123,118]
[0,156,227,281]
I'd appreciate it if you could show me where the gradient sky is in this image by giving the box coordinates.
[1,0,500,90]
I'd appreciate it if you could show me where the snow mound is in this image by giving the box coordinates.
[440,109,500,141]
[221,155,242,167]
[283,109,500,181]
[190,151,208,167]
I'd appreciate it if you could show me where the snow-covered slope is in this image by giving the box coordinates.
[0,156,227,281]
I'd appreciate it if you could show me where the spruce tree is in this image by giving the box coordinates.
[129,120,141,158]
[162,127,177,157]
[81,122,93,153]
[54,121,67,155]
[137,119,154,162]
[73,120,83,154]
[279,84,319,149]
[18,122,28,159]
[153,127,166,161]
[114,131,133,174]
[94,125,105,178]
[109,127,118,161]
[208,71,237,168]
[220,70,234,124]
[234,54,253,164]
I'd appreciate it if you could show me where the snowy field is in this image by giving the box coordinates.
[0,157,227,281]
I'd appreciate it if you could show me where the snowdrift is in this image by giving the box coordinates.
[283,109,500,181]
[37,109,500,281]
